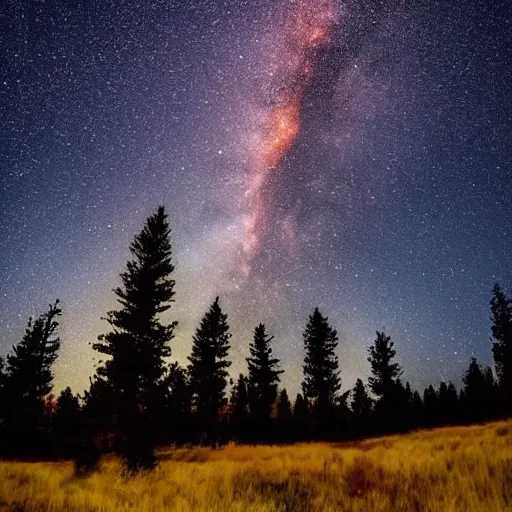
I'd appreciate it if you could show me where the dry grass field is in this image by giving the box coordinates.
[0,420,511,512]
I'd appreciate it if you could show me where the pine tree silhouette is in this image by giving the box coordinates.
[293,393,310,440]
[423,385,438,426]
[160,362,192,444]
[247,323,283,437]
[81,376,114,448]
[229,374,250,441]
[351,378,373,435]
[462,357,495,422]
[188,297,231,445]
[53,387,81,456]
[276,388,293,442]
[302,308,341,434]
[0,301,61,457]
[490,283,512,412]
[367,331,403,432]
[92,206,177,471]
[410,390,424,427]
[437,381,459,425]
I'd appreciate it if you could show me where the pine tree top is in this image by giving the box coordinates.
[302,308,341,405]
[92,206,177,408]
[5,300,61,399]
[367,331,403,398]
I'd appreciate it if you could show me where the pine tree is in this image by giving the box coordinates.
[490,283,512,409]
[0,301,61,456]
[293,393,310,440]
[462,357,495,421]
[367,331,403,410]
[81,376,114,446]
[54,387,81,430]
[302,308,341,424]
[160,362,191,444]
[247,323,283,425]
[229,374,250,440]
[351,378,373,420]
[274,388,292,442]
[53,387,81,456]
[335,389,353,438]
[423,385,438,425]
[0,358,5,425]
[404,381,413,403]
[92,206,177,471]
[276,388,293,424]
[410,390,424,426]
[438,381,459,425]
[188,297,231,443]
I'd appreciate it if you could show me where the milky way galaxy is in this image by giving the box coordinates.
[1,0,511,397]
[242,0,338,271]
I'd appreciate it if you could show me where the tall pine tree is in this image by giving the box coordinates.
[0,301,61,456]
[92,206,176,470]
[490,283,512,410]
[247,323,283,426]
[367,332,403,405]
[188,297,231,444]
[367,331,403,432]
[302,308,341,429]
[351,378,373,423]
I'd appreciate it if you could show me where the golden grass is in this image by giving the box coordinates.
[0,420,511,512]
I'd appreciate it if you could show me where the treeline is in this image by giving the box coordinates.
[0,206,510,473]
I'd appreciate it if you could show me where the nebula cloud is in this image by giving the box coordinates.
[241,0,339,274]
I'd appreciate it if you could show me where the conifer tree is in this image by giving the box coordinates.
[55,387,81,429]
[367,331,403,409]
[0,301,61,456]
[335,389,353,437]
[0,358,5,422]
[247,323,283,424]
[92,206,177,471]
[53,387,81,455]
[437,381,459,424]
[351,378,373,420]
[410,390,424,426]
[160,362,191,444]
[490,283,512,409]
[81,376,114,443]
[423,384,438,425]
[188,297,231,443]
[275,388,293,442]
[276,388,293,424]
[229,374,250,440]
[301,308,341,422]
[462,357,495,421]
[293,393,310,440]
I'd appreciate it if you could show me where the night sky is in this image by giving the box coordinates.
[1,0,511,398]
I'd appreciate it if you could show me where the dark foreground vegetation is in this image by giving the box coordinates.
[0,206,510,473]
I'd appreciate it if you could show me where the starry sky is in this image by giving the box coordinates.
[1,0,511,398]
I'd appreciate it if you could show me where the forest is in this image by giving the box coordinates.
[0,206,510,475]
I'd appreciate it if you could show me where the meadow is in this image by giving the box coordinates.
[0,420,511,512]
